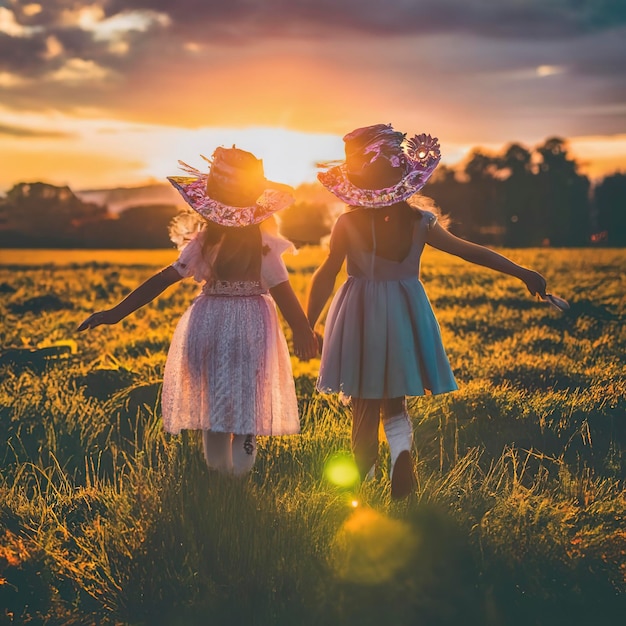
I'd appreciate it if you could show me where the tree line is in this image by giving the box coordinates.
[0,137,624,248]
[426,137,625,247]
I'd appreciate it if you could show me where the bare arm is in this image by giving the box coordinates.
[77,266,183,331]
[306,216,347,328]
[426,222,547,296]
[270,281,318,360]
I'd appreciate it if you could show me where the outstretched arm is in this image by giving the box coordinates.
[77,266,183,331]
[427,223,547,296]
[270,281,318,360]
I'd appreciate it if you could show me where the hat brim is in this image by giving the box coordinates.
[167,173,294,227]
[318,165,437,208]
[318,132,441,208]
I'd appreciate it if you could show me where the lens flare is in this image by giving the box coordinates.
[330,507,419,584]
[324,453,360,488]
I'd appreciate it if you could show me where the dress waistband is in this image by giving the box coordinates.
[346,274,420,283]
[202,280,267,297]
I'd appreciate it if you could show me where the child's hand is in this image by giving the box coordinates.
[315,331,324,355]
[293,326,318,361]
[522,269,547,297]
[77,310,117,332]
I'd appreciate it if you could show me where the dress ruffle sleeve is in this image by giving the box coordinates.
[260,232,294,289]
[422,210,437,230]
[171,232,211,282]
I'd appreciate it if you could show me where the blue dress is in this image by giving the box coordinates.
[317,210,458,399]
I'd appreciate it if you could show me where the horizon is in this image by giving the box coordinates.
[2,126,625,196]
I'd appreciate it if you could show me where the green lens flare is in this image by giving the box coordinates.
[324,453,360,488]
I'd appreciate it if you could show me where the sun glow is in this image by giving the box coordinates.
[536,64,565,77]
[1,103,626,194]
[0,106,344,192]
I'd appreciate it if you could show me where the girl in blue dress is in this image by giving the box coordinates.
[307,124,555,498]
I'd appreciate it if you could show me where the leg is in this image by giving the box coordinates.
[351,398,381,480]
[202,431,233,473]
[232,434,257,476]
[382,397,416,499]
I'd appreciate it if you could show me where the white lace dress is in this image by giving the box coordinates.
[161,231,300,436]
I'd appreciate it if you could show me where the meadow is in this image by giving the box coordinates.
[0,246,625,626]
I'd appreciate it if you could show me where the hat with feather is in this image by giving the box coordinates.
[167,146,294,227]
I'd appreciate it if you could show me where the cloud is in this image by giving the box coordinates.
[0,123,75,139]
[1,2,169,78]
[102,0,626,38]
[0,6,42,36]
[2,2,624,82]
[47,58,115,83]
[0,0,624,147]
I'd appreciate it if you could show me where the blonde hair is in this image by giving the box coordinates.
[406,193,451,229]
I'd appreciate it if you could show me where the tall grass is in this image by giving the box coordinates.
[1,248,625,625]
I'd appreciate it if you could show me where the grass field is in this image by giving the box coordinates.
[0,246,625,626]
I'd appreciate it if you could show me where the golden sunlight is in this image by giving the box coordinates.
[536,65,565,77]
[0,105,345,191]
[569,134,626,178]
[2,101,626,193]
[22,4,42,17]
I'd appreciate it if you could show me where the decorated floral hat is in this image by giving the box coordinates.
[167,146,294,227]
[318,123,441,208]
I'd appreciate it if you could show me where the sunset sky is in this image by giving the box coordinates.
[1,0,625,192]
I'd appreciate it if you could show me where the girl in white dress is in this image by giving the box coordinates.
[79,146,318,475]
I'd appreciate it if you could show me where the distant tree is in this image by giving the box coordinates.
[429,164,458,185]
[0,182,107,246]
[501,143,534,178]
[278,201,332,246]
[496,143,540,246]
[427,141,593,247]
[78,204,179,248]
[461,150,500,239]
[464,151,498,183]
[116,205,180,248]
[535,137,590,246]
[594,173,626,246]
[422,172,470,240]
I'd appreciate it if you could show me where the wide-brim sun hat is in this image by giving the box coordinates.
[167,146,295,227]
[317,123,441,208]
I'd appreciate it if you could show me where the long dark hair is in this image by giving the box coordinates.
[201,221,263,281]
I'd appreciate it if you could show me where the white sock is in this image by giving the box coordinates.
[383,412,413,472]
[232,434,257,476]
